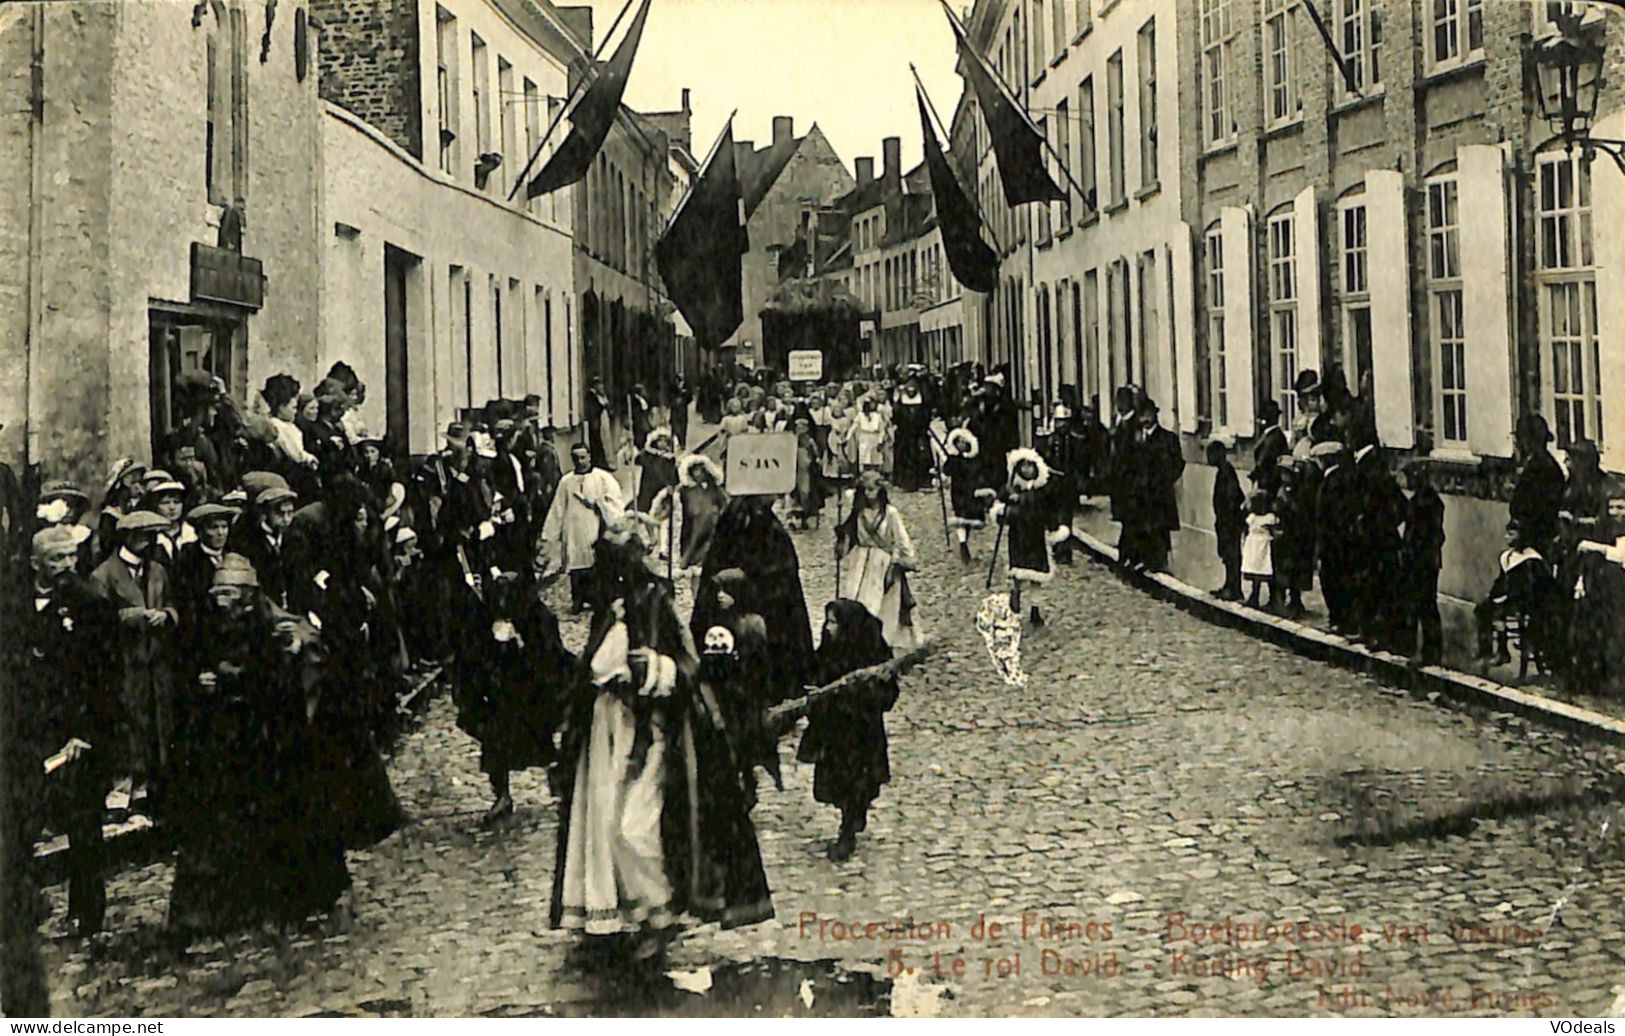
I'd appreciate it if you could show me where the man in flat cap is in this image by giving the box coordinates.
[172,502,238,623]
[3,526,119,936]
[229,486,298,610]
[90,512,179,819]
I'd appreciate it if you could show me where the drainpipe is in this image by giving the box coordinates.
[24,5,46,469]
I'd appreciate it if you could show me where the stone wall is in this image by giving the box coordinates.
[313,0,422,158]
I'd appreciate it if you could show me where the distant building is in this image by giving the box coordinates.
[0,0,325,484]
[316,0,581,452]
[723,116,854,374]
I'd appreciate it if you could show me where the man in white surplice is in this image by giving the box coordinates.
[541,441,625,613]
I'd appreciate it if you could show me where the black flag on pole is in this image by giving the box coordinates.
[655,121,748,347]
[945,7,1064,207]
[918,85,997,294]
[526,0,652,198]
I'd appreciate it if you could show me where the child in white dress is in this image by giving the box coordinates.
[1241,491,1279,610]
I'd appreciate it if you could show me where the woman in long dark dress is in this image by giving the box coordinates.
[796,599,899,862]
[300,493,407,850]
[451,566,573,828]
[167,556,350,938]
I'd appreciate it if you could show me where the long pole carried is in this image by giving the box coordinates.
[985,519,1004,590]
[927,427,951,547]
[505,0,639,200]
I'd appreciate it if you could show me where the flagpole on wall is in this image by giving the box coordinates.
[910,63,1007,255]
[505,0,640,201]
[937,0,1095,216]
[659,110,739,238]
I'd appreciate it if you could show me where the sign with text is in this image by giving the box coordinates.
[725,432,796,495]
[788,349,824,382]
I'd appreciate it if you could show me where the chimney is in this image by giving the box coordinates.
[855,157,874,189]
[681,88,691,113]
[773,115,794,145]
[738,139,755,155]
[882,137,901,182]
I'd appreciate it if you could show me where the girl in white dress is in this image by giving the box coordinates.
[1241,491,1279,610]
[834,472,921,649]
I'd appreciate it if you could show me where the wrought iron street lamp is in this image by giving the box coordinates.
[1531,9,1625,174]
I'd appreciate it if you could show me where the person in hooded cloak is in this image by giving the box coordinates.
[796,599,899,862]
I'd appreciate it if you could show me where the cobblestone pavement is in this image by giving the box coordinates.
[35,464,1625,1018]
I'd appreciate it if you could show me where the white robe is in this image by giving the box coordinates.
[837,501,921,649]
[556,622,679,935]
[541,468,624,574]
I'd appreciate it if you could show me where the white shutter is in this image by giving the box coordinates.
[1459,143,1516,458]
[1364,170,1415,448]
[1171,225,1200,434]
[1294,185,1322,377]
[1220,206,1256,434]
[1592,111,1625,472]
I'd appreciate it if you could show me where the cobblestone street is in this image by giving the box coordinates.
[38,480,1625,1017]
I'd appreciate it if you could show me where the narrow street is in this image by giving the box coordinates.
[40,479,1625,1017]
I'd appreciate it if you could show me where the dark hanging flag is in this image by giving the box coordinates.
[946,9,1064,207]
[526,0,652,198]
[917,86,997,294]
[656,121,749,348]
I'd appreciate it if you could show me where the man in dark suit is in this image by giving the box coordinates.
[5,526,119,936]
[89,511,178,816]
[1510,413,1565,552]
[228,486,298,611]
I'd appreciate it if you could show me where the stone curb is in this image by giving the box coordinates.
[1069,528,1625,746]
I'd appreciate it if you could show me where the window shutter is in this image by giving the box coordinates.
[1294,185,1322,377]
[1364,170,1415,448]
[1171,224,1200,434]
[1459,143,1515,458]
[1591,112,1625,471]
[1220,205,1256,434]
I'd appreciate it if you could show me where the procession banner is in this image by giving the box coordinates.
[788,350,824,382]
[725,432,796,495]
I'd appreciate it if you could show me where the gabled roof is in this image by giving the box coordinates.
[735,135,802,216]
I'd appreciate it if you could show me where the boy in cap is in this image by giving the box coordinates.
[172,502,238,620]
[229,485,298,610]
[90,511,179,818]
[6,526,119,935]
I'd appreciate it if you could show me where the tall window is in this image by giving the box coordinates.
[1205,226,1227,427]
[470,34,489,181]
[1264,0,1300,125]
[1536,152,1601,447]
[1337,0,1382,95]
[1075,0,1090,36]
[1340,202,1373,389]
[1200,0,1235,147]
[497,58,514,197]
[206,34,223,201]
[1106,50,1125,207]
[1429,0,1483,69]
[1077,76,1097,217]
[435,8,458,175]
[1268,211,1299,425]
[1083,269,1100,401]
[1137,19,1158,188]
[1427,177,1467,447]
[1055,98,1072,225]
[1052,0,1067,59]
[1033,0,1047,71]
[522,78,539,214]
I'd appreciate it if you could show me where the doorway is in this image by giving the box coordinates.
[148,303,245,461]
[384,245,419,453]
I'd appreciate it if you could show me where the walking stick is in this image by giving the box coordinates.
[985,519,1004,590]
[927,428,950,548]
[834,481,845,590]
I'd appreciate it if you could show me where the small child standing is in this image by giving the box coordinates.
[1241,491,1279,610]
[1208,441,1245,601]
